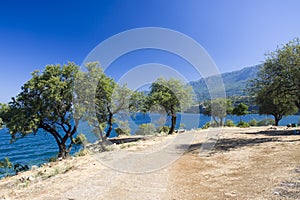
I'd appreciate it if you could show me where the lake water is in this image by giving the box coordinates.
[0,113,299,177]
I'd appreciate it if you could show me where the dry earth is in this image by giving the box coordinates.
[1,126,300,200]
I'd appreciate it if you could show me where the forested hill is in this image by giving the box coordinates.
[190,64,261,101]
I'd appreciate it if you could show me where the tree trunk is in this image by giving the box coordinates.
[58,143,68,159]
[168,114,177,134]
[40,123,76,159]
[273,115,282,126]
[105,112,113,138]
[213,116,218,127]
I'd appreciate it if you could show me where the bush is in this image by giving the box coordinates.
[115,120,131,136]
[73,133,87,145]
[210,121,219,127]
[75,149,89,157]
[237,121,250,128]
[248,119,257,126]
[202,122,210,129]
[135,123,156,135]
[158,126,170,133]
[257,118,275,126]
[225,119,235,127]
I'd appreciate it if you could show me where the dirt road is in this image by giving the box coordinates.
[1,127,300,199]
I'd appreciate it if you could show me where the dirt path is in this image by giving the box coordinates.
[1,127,300,200]
[166,127,300,199]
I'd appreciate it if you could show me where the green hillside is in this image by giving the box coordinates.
[190,64,261,101]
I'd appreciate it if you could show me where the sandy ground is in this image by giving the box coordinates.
[1,126,300,200]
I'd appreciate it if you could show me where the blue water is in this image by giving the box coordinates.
[0,113,299,177]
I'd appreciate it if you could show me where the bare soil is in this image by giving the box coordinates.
[1,127,300,200]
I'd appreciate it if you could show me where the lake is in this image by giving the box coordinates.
[0,113,299,177]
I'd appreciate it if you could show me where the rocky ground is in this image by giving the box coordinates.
[1,126,300,200]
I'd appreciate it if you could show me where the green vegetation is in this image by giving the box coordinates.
[73,133,87,149]
[203,98,233,126]
[76,62,132,140]
[249,119,257,126]
[237,121,250,128]
[202,122,210,129]
[257,118,275,126]
[232,103,248,122]
[158,126,170,134]
[75,149,90,157]
[248,38,300,125]
[115,120,131,136]
[0,63,79,158]
[225,119,235,127]
[0,157,13,176]
[135,123,156,135]
[149,78,193,134]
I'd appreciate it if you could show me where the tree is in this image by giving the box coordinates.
[0,157,13,176]
[203,98,232,126]
[248,38,300,125]
[129,91,148,114]
[0,63,79,158]
[149,78,193,134]
[256,86,297,126]
[232,103,248,122]
[265,38,300,109]
[76,62,132,140]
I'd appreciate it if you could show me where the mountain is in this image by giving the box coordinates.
[189,64,261,101]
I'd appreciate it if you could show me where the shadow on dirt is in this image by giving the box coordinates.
[179,130,300,155]
[183,137,278,155]
[244,129,299,136]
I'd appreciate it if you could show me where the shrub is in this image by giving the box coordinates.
[237,121,250,128]
[257,118,275,126]
[0,157,13,176]
[75,149,89,157]
[158,126,170,133]
[115,120,131,136]
[210,121,219,127]
[225,119,235,127]
[249,119,257,126]
[202,122,210,129]
[73,133,87,146]
[179,123,186,129]
[135,123,156,135]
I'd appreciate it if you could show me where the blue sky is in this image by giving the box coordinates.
[0,0,300,102]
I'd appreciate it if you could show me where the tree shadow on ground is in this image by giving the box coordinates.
[108,137,145,144]
[182,137,278,156]
[243,129,299,136]
[178,129,300,156]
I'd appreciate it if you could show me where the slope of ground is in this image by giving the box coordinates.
[0,127,299,200]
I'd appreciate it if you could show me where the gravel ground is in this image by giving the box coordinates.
[1,127,300,200]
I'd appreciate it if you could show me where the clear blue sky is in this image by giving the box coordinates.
[0,0,300,102]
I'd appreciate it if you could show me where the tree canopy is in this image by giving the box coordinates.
[248,38,300,125]
[75,62,132,140]
[232,103,248,122]
[0,63,79,158]
[149,78,193,134]
[203,98,232,126]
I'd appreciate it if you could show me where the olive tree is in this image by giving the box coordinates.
[0,63,79,158]
[248,38,300,125]
[203,98,233,126]
[75,62,132,140]
[149,78,193,134]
